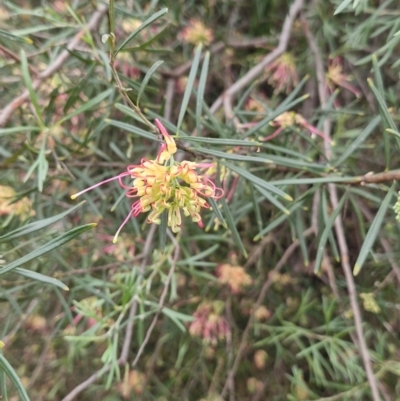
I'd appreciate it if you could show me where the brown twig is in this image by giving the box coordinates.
[131,230,180,367]
[303,13,381,401]
[61,224,157,401]
[0,4,108,128]
[118,224,157,364]
[219,227,315,398]
[210,0,305,116]
[160,37,271,79]
[0,44,40,76]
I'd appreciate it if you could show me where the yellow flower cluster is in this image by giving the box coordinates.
[179,19,214,46]
[71,119,224,242]
[0,185,35,220]
[216,263,253,293]
[127,158,221,235]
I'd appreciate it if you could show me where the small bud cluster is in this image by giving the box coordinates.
[260,111,332,143]
[178,19,214,46]
[360,292,381,314]
[263,52,299,94]
[326,56,361,98]
[394,193,400,221]
[189,301,231,346]
[216,263,252,293]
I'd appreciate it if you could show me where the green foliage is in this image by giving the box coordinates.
[1,0,400,400]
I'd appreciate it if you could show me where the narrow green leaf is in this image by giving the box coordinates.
[293,187,309,266]
[38,138,49,192]
[0,223,97,275]
[121,24,170,52]
[333,116,380,167]
[279,75,310,110]
[57,89,113,125]
[220,196,247,257]
[0,201,85,242]
[20,50,44,127]
[0,364,7,401]
[159,211,167,251]
[109,0,115,34]
[196,147,272,163]
[207,196,227,229]
[314,191,347,274]
[265,155,327,171]
[0,126,41,137]
[180,244,220,264]
[254,185,290,215]
[63,64,96,113]
[250,184,263,233]
[23,136,48,192]
[196,51,210,135]
[0,353,30,401]
[367,79,397,132]
[114,103,148,124]
[321,190,340,262]
[370,56,393,162]
[269,176,355,186]
[137,60,164,107]
[243,94,309,138]
[387,128,400,138]
[176,44,202,134]
[372,54,385,94]
[180,136,260,146]
[260,142,312,160]
[223,161,293,201]
[334,0,353,15]
[115,8,168,55]
[254,202,303,241]
[0,29,32,44]
[13,268,69,291]
[162,308,193,332]
[353,183,396,275]
[105,119,158,141]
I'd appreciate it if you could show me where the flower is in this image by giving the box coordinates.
[263,53,299,94]
[393,192,400,221]
[71,119,224,242]
[260,111,332,143]
[360,292,381,314]
[189,301,231,345]
[179,19,214,46]
[216,263,252,293]
[118,370,146,397]
[254,305,271,321]
[326,56,361,98]
[0,185,35,220]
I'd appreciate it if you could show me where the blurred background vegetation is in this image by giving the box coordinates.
[1,0,400,400]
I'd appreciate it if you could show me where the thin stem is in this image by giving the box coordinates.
[220,227,315,398]
[109,59,155,131]
[303,12,381,401]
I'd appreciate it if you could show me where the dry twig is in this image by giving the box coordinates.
[219,227,315,398]
[210,0,305,118]
[303,13,381,401]
[61,224,157,401]
[0,4,108,127]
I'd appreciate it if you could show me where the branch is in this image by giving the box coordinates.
[210,0,305,116]
[0,44,39,76]
[131,230,180,367]
[303,13,381,401]
[220,227,315,398]
[0,4,108,128]
[61,224,157,401]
